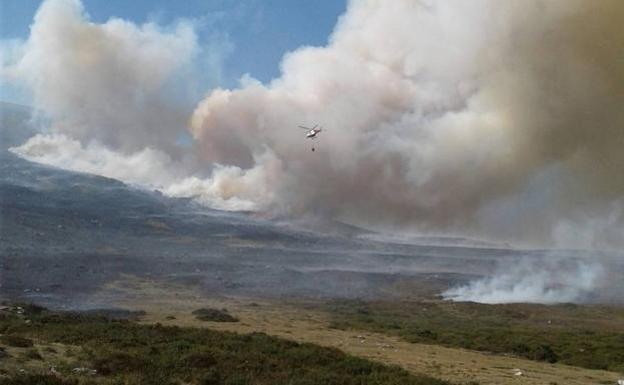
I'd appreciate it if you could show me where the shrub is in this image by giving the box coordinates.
[181,352,217,368]
[22,348,43,360]
[91,351,147,375]
[192,308,239,322]
[0,335,33,348]
[200,368,222,385]
[533,344,558,363]
[0,374,78,385]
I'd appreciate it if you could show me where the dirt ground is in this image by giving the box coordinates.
[91,275,623,385]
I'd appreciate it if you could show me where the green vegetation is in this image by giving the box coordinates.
[0,335,33,348]
[0,304,453,385]
[325,300,624,372]
[192,307,239,322]
[20,348,43,361]
[0,375,78,385]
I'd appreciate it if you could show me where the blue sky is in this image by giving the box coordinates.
[0,0,347,103]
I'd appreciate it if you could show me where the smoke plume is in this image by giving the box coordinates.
[4,0,204,153]
[5,0,624,249]
[442,257,605,304]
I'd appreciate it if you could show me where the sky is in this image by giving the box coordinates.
[0,0,347,103]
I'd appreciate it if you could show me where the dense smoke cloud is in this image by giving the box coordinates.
[189,0,624,248]
[5,0,203,153]
[6,0,624,249]
[5,0,263,210]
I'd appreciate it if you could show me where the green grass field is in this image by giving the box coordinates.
[325,300,624,372]
[0,303,453,385]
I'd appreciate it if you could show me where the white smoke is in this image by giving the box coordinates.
[442,258,605,304]
[10,133,275,211]
[4,0,624,250]
[187,0,624,249]
[11,134,176,186]
[3,0,203,152]
[3,0,263,210]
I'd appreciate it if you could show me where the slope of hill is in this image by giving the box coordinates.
[0,303,450,385]
[3,102,624,308]
[2,102,624,385]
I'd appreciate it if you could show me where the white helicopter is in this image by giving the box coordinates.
[298,124,323,151]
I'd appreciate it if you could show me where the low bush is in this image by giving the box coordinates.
[0,335,33,348]
[192,307,239,322]
[0,374,78,385]
[21,348,43,361]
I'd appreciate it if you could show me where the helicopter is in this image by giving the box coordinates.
[298,124,323,151]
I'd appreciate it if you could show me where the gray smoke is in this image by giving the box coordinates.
[5,0,624,250]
